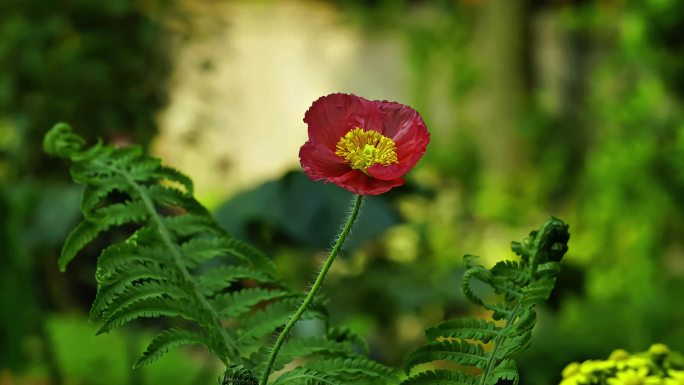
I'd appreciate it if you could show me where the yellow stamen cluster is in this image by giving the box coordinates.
[335,127,398,173]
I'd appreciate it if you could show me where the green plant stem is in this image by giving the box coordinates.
[259,194,364,385]
[479,302,522,385]
[479,262,537,385]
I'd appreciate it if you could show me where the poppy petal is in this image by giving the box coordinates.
[330,170,405,195]
[304,93,384,150]
[299,141,349,180]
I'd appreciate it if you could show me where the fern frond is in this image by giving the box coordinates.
[403,218,569,385]
[46,123,325,367]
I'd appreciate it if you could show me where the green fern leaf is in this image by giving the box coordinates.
[94,200,149,225]
[151,166,194,194]
[490,280,523,303]
[270,367,342,385]
[145,185,206,214]
[59,220,106,271]
[134,328,217,368]
[404,341,487,374]
[534,261,562,278]
[399,370,478,385]
[486,359,518,385]
[493,332,532,360]
[489,260,529,286]
[180,237,264,268]
[109,146,144,167]
[266,337,359,373]
[487,304,512,321]
[212,288,293,318]
[94,262,173,289]
[460,261,492,306]
[181,237,276,275]
[519,279,555,306]
[508,309,536,336]
[91,281,187,322]
[60,199,149,271]
[326,326,370,355]
[197,265,277,295]
[236,298,324,346]
[97,298,202,335]
[425,318,500,344]
[179,237,245,265]
[163,214,223,237]
[221,238,277,275]
[125,157,162,180]
[220,365,259,385]
[80,177,130,214]
[94,243,170,283]
[305,357,397,382]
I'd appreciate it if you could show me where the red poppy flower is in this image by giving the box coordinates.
[299,93,430,195]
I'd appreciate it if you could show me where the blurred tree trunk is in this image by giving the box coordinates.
[467,0,530,185]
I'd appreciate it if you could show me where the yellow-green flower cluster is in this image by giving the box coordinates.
[663,371,684,385]
[559,344,684,385]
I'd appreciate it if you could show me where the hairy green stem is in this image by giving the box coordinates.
[260,194,364,385]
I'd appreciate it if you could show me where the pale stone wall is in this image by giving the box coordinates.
[154,0,408,205]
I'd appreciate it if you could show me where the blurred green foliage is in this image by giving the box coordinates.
[42,315,206,385]
[0,0,175,381]
[0,0,170,177]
